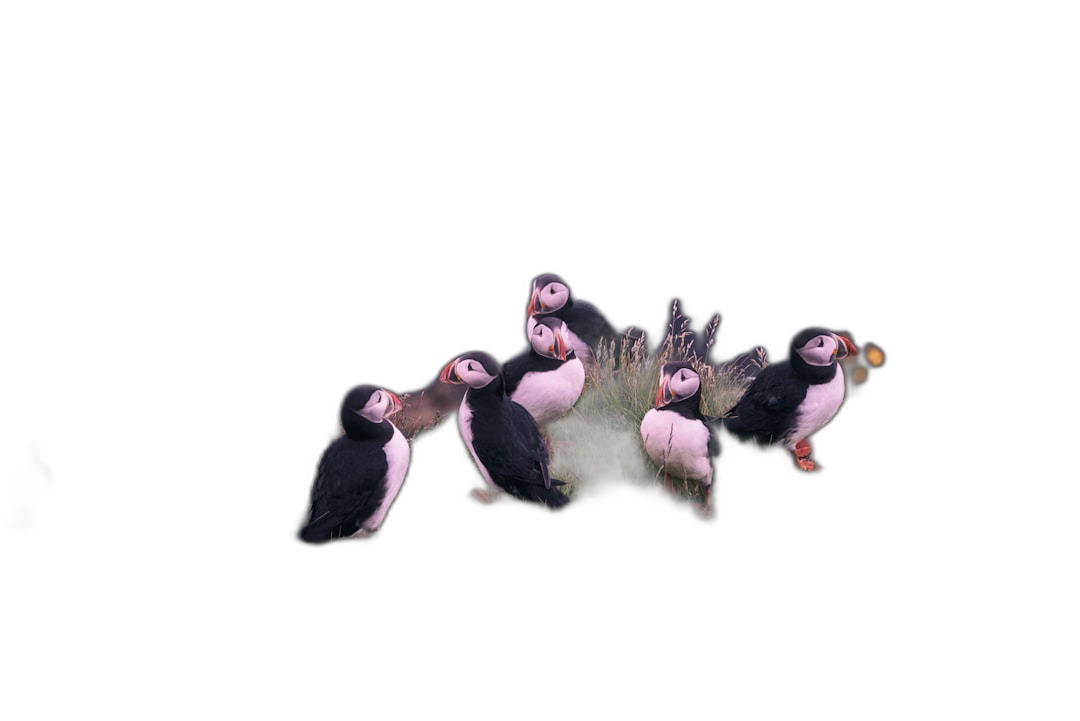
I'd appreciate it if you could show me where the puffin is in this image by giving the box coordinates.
[299,385,410,542]
[526,273,620,365]
[502,317,585,425]
[439,351,570,508]
[722,328,857,470]
[640,362,718,515]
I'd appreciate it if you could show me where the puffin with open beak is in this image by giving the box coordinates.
[299,385,411,542]
[640,361,718,516]
[502,317,585,426]
[526,273,620,366]
[439,351,570,508]
[722,328,858,471]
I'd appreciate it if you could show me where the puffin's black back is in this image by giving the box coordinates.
[299,435,391,542]
[554,299,618,349]
[722,362,807,445]
[465,383,569,508]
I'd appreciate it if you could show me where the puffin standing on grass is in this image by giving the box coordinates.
[439,351,570,508]
[722,328,857,470]
[640,362,718,516]
[299,385,410,542]
[526,273,620,365]
[502,317,585,425]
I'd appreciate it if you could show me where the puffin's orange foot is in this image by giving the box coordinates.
[471,488,497,503]
[793,439,818,471]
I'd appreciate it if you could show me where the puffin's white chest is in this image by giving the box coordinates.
[510,358,585,425]
[640,409,713,485]
[458,397,496,489]
[362,424,410,532]
[784,368,846,449]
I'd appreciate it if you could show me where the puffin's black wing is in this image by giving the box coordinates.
[299,438,389,542]
[715,346,769,383]
[701,414,723,457]
[469,400,569,508]
[722,363,806,446]
[470,401,551,483]
[562,299,618,348]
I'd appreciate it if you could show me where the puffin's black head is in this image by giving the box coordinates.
[529,317,571,361]
[341,385,402,438]
[655,361,703,409]
[790,328,858,381]
[438,351,503,392]
[527,273,572,318]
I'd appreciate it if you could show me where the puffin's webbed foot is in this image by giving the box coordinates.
[790,436,820,474]
[466,487,494,505]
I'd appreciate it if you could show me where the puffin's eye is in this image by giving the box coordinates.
[817,339,824,347]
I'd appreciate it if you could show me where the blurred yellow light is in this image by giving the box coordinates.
[859,343,885,366]
[851,362,868,386]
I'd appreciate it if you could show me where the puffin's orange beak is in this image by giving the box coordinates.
[527,287,543,317]
[835,334,858,359]
[384,391,403,416]
[552,331,567,361]
[439,359,462,384]
[655,375,673,407]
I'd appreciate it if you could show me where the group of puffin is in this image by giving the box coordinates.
[299,273,861,541]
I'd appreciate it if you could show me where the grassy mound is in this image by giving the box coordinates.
[393,302,764,509]
[547,334,753,506]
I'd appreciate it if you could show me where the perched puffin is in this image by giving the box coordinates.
[526,273,619,365]
[299,385,410,542]
[439,351,570,508]
[640,362,718,515]
[502,317,585,425]
[722,328,857,470]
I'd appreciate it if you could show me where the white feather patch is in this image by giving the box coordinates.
[783,367,846,449]
[362,423,410,531]
[640,409,713,485]
[458,397,497,494]
[510,358,585,425]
